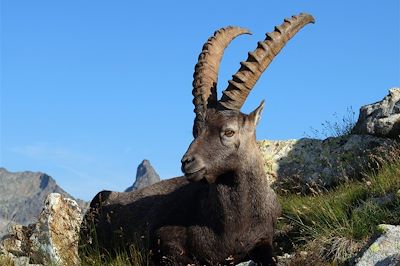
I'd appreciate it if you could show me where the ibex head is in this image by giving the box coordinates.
[181,13,315,183]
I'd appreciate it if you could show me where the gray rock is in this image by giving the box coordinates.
[258,134,399,193]
[355,224,400,266]
[32,193,82,265]
[12,256,29,266]
[125,159,161,192]
[353,88,400,138]
[0,193,82,265]
[0,168,89,238]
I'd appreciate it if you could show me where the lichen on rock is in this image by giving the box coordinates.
[0,193,82,266]
[355,224,400,266]
[258,134,399,194]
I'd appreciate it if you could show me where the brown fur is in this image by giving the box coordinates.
[80,106,281,265]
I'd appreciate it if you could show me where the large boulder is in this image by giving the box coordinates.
[352,88,400,139]
[258,134,399,193]
[355,224,400,266]
[0,193,82,266]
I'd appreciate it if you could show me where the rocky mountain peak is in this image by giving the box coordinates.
[125,160,160,192]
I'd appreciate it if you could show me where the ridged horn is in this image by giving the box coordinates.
[192,26,251,137]
[219,13,315,110]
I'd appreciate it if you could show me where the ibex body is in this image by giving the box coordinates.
[80,13,314,265]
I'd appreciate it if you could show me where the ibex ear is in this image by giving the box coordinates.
[249,100,265,126]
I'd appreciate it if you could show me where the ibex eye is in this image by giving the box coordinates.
[224,130,235,137]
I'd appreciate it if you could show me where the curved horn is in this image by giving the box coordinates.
[219,13,315,110]
[193,26,251,137]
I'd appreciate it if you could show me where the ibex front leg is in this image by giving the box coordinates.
[250,242,276,266]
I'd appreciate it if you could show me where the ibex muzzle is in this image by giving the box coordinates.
[182,101,265,183]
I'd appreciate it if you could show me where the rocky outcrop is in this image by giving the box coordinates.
[257,89,400,194]
[0,193,82,266]
[355,224,400,266]
[352,88,400,139]
[0,168,88,238]
[258,134,399,193]
[125,159,161,192]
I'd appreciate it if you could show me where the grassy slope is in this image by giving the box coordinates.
[278,160,400,265]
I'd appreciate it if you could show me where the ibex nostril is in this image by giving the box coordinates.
[181,156,187,164]
[181,155,195,165]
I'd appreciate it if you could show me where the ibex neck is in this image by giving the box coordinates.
[205,155,270,232]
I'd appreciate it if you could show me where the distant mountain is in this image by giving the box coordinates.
[125,160,161,192]
[0,160,161,237]
[0,167,88,237]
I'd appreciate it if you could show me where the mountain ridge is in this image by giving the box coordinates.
[0,159,161,238]
[0,167,88,237]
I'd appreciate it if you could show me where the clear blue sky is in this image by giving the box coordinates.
[1,1,399,200]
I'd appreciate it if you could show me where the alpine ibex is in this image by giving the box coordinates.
[80,13,314,265]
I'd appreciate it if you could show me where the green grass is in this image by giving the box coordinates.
[79,228,151,266]
[80,245,150,266]
[278,160,400,264]
[81,250,132,266]
[79,209,151,266]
